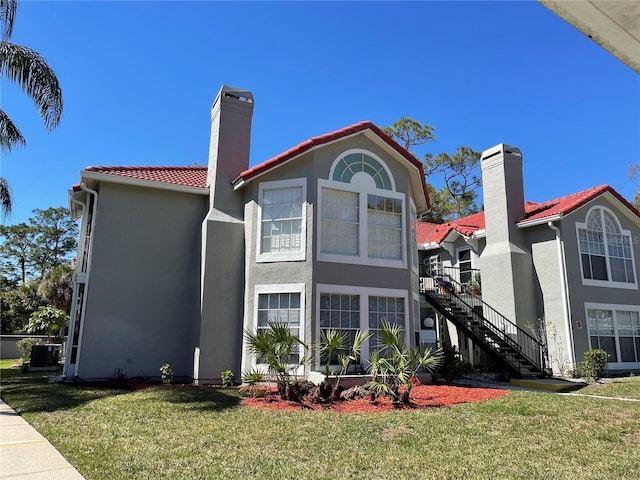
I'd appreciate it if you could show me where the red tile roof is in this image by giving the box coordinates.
[234,121,430,208]
[83,166,208,189]
[418,184,640,245]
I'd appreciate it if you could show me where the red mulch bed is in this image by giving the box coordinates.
[241,384,509,413]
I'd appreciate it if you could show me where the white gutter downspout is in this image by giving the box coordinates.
[72,184,99,377]
[547,221,576,370]
[62,196,85,378]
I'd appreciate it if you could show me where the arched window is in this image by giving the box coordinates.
[577,207,636,286]
[318,150,406,268]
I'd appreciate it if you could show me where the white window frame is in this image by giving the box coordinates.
[251,283,306,375]
[256,178,307,263]
[317,179,407,268]
[456,246,474,286]
[585,302,640,369]
[315,284,409,370]
[410,201,419,273]
[576,206,637,290]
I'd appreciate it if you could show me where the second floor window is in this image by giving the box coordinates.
[258,179,306,262]
[577,207,636,287]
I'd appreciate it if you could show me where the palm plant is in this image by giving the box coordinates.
[244,321,310,401]
[0,0,63,217]
[319,329,370,399]
[368,320,443,404]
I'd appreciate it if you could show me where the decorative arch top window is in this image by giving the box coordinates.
[319,150,406,268]
[331,152,393,191]
[577,207,636,288]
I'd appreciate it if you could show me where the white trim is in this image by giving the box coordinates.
[576,206,638,290]
[547,221,575,370]
[315,284,410,368]
[81,170,209,195]
[517,214,563,229]
[317,179,407,269]
[250,283,306,375]
[584,302,640,369]
[71,184,99,377]
[410,200,419,274]
[256,178,307,263]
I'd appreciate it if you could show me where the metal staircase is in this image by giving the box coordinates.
[420,268,546,378]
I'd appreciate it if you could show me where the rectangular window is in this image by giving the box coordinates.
[318,181,406,268]
[367,195,402,260]
[458,248,472,285]
[258,180,306,262]
[320,188,359,256]
[368,296,406,352]
[587,306,640,364]
[316,285,409,368]
[579,229,608,281]
[257,291,302,364]
[319,293,360,363]
[608,234,635,283]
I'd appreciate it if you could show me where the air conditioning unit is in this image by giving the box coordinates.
[30,344,62,368]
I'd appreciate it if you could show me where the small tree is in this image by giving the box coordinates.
[26,306,68,342]
[368,320,442,404]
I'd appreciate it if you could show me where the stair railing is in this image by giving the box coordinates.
[421,265,545,374]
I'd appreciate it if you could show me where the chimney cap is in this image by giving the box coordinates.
[217,85,254,104]
[481,143,522,161]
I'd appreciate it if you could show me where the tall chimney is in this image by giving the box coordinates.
[207,85,254,216]
[480,144,536,328]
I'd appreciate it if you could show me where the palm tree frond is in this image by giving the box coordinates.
[0,0,17,41]
[0,108,25,152]
[0,176,12,218]
[0,42,63,131]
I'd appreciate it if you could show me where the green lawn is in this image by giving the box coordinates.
[2,362,640,480]
[576,376,640,400]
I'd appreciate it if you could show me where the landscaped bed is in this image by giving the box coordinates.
[242,383,509,412]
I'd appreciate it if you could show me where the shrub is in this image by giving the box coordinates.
[221,369,235,387]
[160,362,173,384]
[567,362,584,379]
[582,349,609,382]
[16,337,41,362]
[434,344,472,382]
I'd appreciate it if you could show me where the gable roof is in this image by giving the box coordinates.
[233,121,431,211]
[418,184,640,246]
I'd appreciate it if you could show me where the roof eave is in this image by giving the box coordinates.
[81,170,210,195]
[517,214,564,229]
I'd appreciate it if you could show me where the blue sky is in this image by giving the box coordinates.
[1,1,638,225]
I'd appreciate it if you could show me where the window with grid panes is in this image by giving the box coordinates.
[578,208,635,285]
[319,293,360,363]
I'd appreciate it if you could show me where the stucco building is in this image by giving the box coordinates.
[64,85,429,383]
[63,86,640,382]
[418,145,640,376]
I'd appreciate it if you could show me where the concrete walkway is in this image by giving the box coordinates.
[0,399,84,479]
